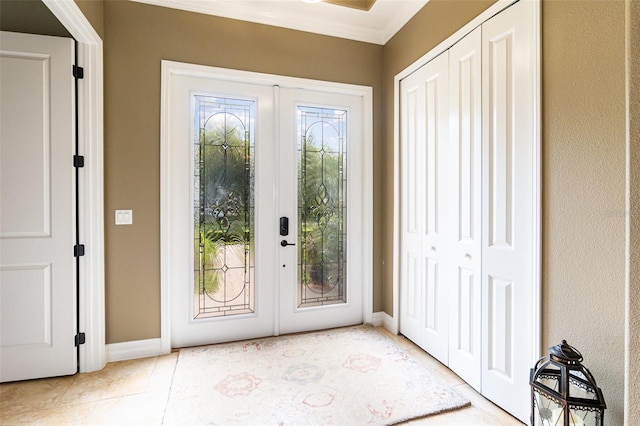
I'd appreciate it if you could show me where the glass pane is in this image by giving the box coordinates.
[193,95,255,319]
[297,105,347,308]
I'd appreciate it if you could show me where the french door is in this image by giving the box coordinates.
[164,64,368,348]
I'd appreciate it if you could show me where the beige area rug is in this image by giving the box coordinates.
[163,325,469,425]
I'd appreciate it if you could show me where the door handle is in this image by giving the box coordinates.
[280,239,295,247]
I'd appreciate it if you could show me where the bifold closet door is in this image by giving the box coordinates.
[481,0,536,421]
[399,52,451,365]
[399,1,537,420]
[447,26,482,392]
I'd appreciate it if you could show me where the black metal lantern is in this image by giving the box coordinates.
[530,340,606,425]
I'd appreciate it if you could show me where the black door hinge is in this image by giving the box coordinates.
[75,332,86,346]
[74,244,85,257]
[73,155,85,168]
[73,65,84,79]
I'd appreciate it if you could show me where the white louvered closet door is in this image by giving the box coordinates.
[447,26,483,392]
[399,52,452,365]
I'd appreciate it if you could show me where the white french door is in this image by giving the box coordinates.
[163,64,369,348]
[278,88,364,335]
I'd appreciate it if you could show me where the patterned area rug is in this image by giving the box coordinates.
[163,325,469,425]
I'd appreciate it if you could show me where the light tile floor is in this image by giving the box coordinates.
[0,327,523,425]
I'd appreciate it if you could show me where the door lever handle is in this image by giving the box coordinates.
[280,240,295,247]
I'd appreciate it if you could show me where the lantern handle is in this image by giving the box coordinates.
[549,339,583,362]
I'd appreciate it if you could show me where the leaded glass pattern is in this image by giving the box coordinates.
[193,95,255,319]
[298,106,347,307]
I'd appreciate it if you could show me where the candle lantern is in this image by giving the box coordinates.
[530,340,606,426]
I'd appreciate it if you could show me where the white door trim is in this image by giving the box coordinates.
[43,0,106,373]
[392,0,541,363]
[160,60,373,352]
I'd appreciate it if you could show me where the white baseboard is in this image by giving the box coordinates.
[107,315,396,363]
[371,311,397,334]
[106,338,169,362]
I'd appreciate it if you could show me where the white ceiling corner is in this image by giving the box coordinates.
[129,0,429,45]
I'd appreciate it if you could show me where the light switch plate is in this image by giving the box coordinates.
[115,209,133,225]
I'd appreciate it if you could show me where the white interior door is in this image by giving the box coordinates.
[447,26,482,391]
[481,0,536,421]
[0,31,76,382]
[399,52,451,365]
[165,66,367,347]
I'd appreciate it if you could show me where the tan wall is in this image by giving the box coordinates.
[626,0,640,422]
[542,2,626,424]
[102,1,383,343]
[382,0,627,424]
[74,0,104,39]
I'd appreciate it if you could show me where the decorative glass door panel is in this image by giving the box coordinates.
[298,106,347,308]
[165,65,367,346]
[193,95,255,319]
[278,88,364,335]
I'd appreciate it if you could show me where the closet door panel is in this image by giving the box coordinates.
[448,27,482,391]
[420,53,450,365]
[399,53,451,364]
[481,0,535,421]
[400,72,425,346]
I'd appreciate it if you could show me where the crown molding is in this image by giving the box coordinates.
[130,0,428,45]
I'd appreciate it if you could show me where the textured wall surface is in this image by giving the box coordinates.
[627,0,640,422]
[102,1,383,343]
[542,2,626,424]
[74,0,104,39]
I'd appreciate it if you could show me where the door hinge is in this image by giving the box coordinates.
[75,332,86,346]
[74,244,85,257]
[73,65,84,79]
[73,155,85,168]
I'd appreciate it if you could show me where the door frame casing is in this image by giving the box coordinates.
[160,60,373,352]
[42,0,106,373]
[392,0,541,363]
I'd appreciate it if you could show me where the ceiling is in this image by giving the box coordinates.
[131,0,429,45]
[0,0,71,37]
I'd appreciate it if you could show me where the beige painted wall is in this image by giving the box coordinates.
[102,1,383,343]
[382,0,627,424]
[626,0,640,422]
[74,0,104,39]
[542,2,626,424]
